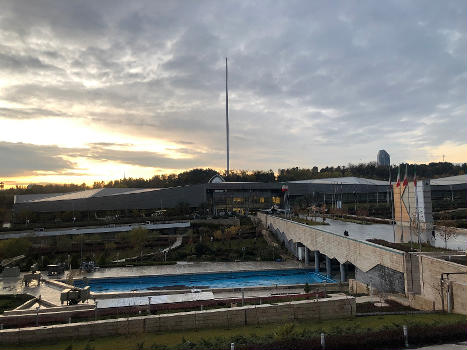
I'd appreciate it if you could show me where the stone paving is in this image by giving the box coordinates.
[78,260,302,279]
[0,275,62,306]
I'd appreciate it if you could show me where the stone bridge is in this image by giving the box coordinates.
[258,213,412,294]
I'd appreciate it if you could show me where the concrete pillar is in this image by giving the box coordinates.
[304,248,310,265]
[326,256,331,278]
[447,282,453,313]
[340,263,346,282]
[314,251,320,272]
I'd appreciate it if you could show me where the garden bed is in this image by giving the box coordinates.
[356,299,416,313]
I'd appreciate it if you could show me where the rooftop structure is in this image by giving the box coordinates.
[12,175,465,218]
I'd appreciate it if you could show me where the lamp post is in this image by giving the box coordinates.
[35,306,40,326]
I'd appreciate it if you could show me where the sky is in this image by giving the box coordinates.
[0,0,466,186]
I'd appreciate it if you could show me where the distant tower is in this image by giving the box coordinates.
[377,150,390,167]
[225,57,230,175]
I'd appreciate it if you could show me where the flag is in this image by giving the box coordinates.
[396,165,401,187]
[403,164,408,187]
[413,166,417,186]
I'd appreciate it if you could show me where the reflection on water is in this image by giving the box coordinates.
[308,217,466,251]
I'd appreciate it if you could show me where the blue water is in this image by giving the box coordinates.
[75,269,334,292]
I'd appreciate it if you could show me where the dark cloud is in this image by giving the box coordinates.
[0,142,74,176]
[0,107,61,119]
[0,0,465,171]
[0,141,220,177]
[0,51,61,73]
[81,146,214,169]
[87,142,133,148]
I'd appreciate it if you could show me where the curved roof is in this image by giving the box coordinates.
[208,174,225,183]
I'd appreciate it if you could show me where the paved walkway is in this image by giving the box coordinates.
[161,235,183,253]
[0,275,61,306]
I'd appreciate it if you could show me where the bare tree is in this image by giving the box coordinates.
[436,217,457,250]
[430,279,447,311]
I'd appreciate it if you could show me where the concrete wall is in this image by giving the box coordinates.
[355,265,405,294]
[417,255,467,314]
[258,213,405,273]
[348,279,370,295]
[0,296,355,345]
[451,282,467,315]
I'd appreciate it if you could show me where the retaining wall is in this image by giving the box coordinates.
[355,265,405,294]
[417,255,467,314]
[0,296,355,345]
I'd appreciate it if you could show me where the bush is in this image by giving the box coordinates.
[273,323,297,340]
[179,321,467,350]
[194,242,213,256]
[0,238,31,258]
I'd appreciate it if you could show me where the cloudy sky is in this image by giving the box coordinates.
[0,0,465,186]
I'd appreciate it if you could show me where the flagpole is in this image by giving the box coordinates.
[398,165,404,242]
[389,165,396,243]
[406,164,413,251]
[414,166,421,252]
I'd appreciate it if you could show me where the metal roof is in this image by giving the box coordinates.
[430,175,467,186]
[15,188,160,203]
[289,177,389,186]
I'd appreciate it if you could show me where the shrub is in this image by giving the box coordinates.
[273,323,296,340]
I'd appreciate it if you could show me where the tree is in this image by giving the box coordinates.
[213,230,223,240]
[224,225,240,246]
[0,238,31,259]
[437,221,457,249]
[128,227,149,259]
[198,226,210,242]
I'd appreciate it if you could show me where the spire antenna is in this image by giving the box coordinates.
[225,57,229,175]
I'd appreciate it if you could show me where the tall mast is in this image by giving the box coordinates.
[225,57,230,175]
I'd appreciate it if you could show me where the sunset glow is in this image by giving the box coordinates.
[0,1,465,187]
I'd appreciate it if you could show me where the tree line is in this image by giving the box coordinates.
[2,162,466,196]
[0,161,464,223]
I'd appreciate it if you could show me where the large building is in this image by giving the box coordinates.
[13,175,466,219]
[13,176,391,216]
[377,150,390,167]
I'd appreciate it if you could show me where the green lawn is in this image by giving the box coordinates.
[2,313,465,350]
[367,239,459,253]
